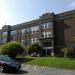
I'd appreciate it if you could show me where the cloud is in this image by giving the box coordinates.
[70,1,75,9]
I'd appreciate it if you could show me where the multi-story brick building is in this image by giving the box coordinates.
[0,10,75,56]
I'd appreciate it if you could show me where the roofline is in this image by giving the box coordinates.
[56,9,75,20]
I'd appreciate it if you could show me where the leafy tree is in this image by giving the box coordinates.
[26,43,42,55]
[0,42,24,59]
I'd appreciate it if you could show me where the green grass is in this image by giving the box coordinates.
[23,56,75,69]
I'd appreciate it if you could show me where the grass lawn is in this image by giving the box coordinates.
[23,56,75,69]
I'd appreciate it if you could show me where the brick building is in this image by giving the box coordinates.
[0,10,75,56]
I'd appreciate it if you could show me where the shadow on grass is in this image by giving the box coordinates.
[16,57,34,63]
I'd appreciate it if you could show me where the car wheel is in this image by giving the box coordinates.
[0,66,3,73]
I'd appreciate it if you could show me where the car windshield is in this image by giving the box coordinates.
[0,55,14,62]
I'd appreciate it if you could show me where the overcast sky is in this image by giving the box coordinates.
[0,0,75,29]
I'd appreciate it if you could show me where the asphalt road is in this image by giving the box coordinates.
[0,64,75,75]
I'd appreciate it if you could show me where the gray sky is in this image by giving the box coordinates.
[0,0,75,29]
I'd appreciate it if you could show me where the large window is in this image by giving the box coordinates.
[21,28,25,35]
[11,31,17,36]
[2,38,7,43]
[3,32,7,37]
[41,22,53,29]
[42,41,52,47]
[42,32,52,38]
[25,39,30,45]
[2,32,7,43]
[26,28,29,33]
[31,38,37,44]
[21,40,25,45]
[21,28,30,34]
[30,26,39,34]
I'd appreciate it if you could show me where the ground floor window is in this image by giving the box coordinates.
[42,41,52,47]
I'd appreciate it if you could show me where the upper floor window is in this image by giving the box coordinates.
[42,31,52,38]
[11,31,17,36]
[21,28,25,35]
[21,28,30,34]
[30,26,39,34]
[3,32,7,37]
[31,38,37,44]
[26,28,29,33]
[21,40,25,45]
[41,22,53,29]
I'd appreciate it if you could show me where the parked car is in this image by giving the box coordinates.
[0,55,21,72]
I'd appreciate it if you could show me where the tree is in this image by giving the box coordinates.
[26,43,42,55]
[0,42,24,59]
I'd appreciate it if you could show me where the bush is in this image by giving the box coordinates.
[61,47,73,57]
[25,43,42,55]
[0,42,24,58]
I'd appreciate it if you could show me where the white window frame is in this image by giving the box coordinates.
[42,22,53,29]
[42,32,52,38]
[30,26,39,34]
[31,38,37,44]
[21,28,25,35]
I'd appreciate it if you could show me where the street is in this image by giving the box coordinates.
[0,64,75,75]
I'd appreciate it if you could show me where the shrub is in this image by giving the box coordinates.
[61,47,73,57]
[25,43,42,55]
[0,42,24,58]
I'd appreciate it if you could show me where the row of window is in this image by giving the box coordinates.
[0,31,52,43]
[41,22,53,29]
[11,22,53,35]
[21,38,38,45]
[0,22,53,43]
[42,32,52,38]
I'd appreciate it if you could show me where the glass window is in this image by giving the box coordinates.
[3,32,7,37]
[21,40,25,45]
[47,32,52,37]
[41,22,53,29]
[2,38,7,43]
[11,31,16,36]
[26,28,29,33]
[30,26,39,34]
[42,32,52,38]
[25,39,30,45]
[42,41,52,47]
[21,28,25,34]
[31,38,37,44]
[41,24,45,29]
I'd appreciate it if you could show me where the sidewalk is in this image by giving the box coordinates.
[22,64,75,75]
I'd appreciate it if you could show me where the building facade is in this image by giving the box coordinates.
[0,10,75,56]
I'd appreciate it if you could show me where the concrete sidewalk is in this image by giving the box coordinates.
[22,64,75,75]
[0,64,75,75]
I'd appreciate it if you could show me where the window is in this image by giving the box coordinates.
[41,22,53,29]
[30,26,39,34]
[3,32,7,37]
[31,38,37,44]
[25,39,30,45]
[42,41,52,47]
[2,38,7,43]
[47,32,52,37]
[11,31,16,36]
[42,32,52,38]
[21,40,25,45]
[26,28,29,33]
[21,28,25,35]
